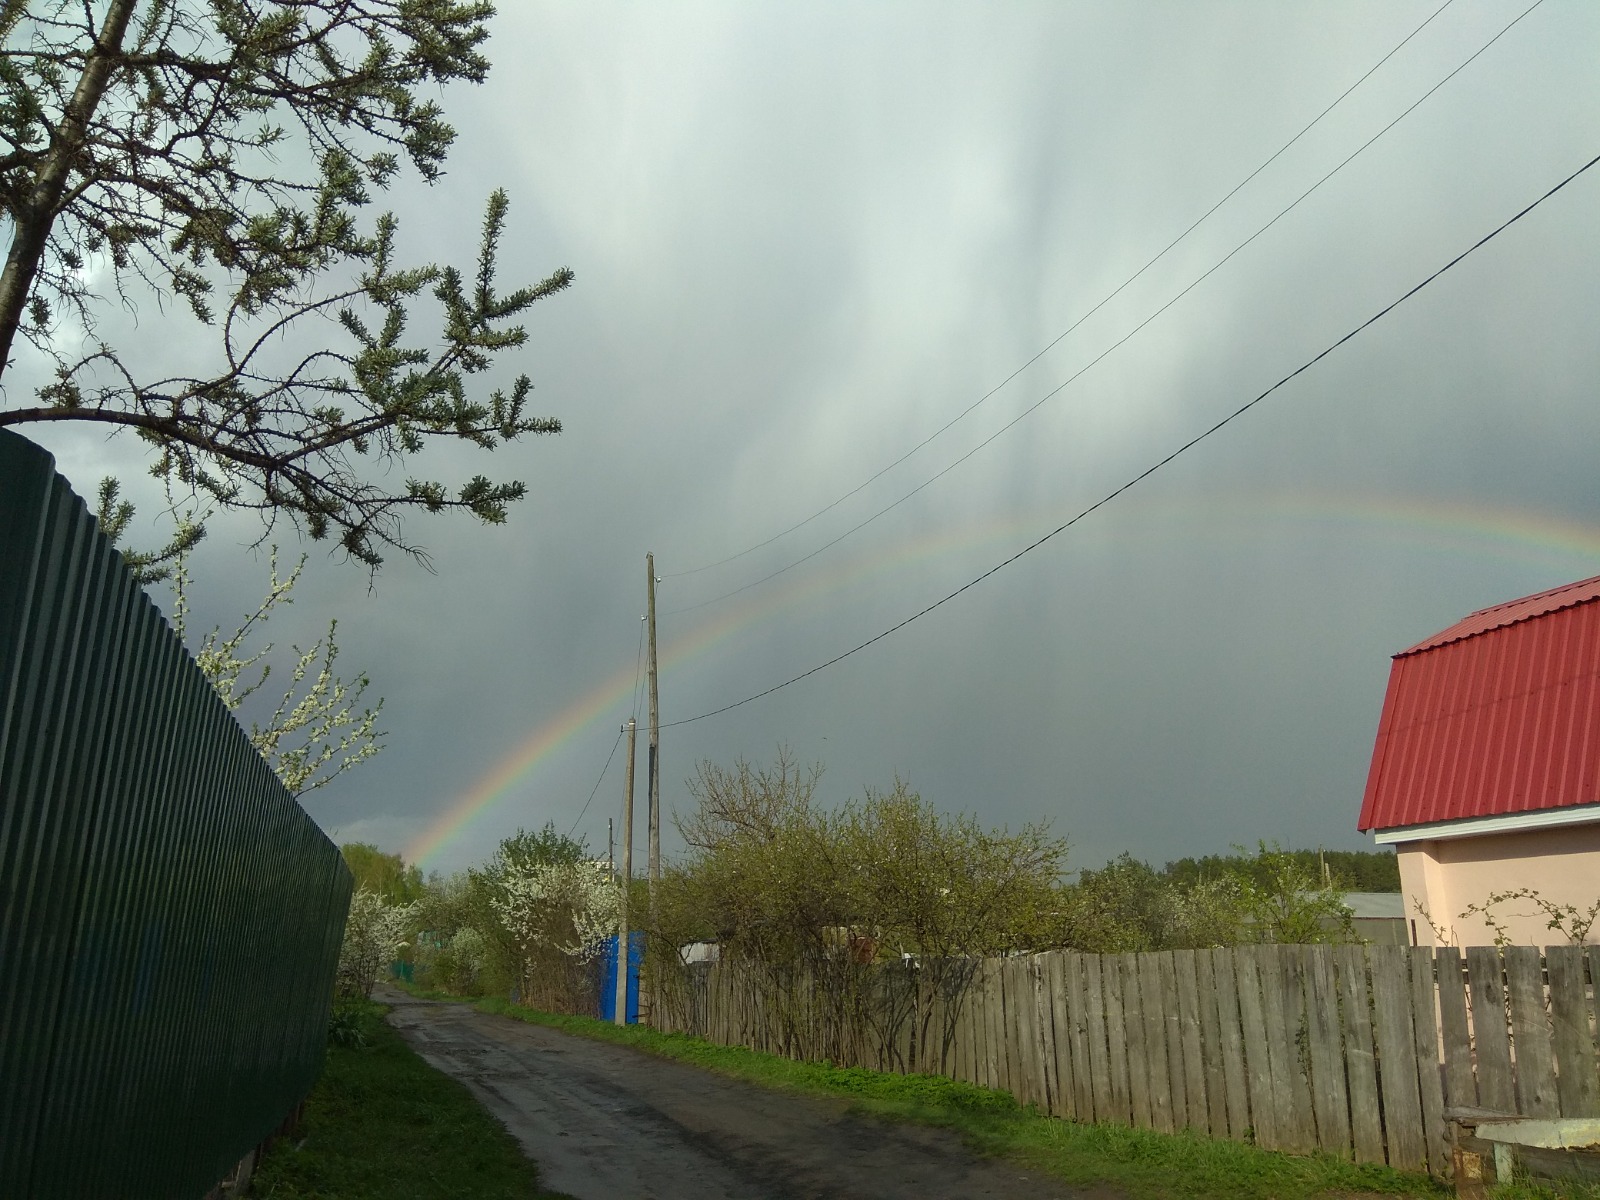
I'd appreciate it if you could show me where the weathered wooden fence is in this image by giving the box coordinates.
[655,943,1600,1178]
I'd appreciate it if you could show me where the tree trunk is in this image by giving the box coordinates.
[0,0,138,378]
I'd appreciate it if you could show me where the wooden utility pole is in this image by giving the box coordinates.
[614,717,636,1026]
[646,554,661,914]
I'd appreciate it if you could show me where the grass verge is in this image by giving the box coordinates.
[249,998,569,1199]
[473,995,1442,1200]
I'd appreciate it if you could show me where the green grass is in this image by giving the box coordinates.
[474,996,1445,1200]
[249,999,569,1199]
[1491,1178,1600,1200]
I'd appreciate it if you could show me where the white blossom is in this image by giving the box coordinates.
[491,860,621,963]
[337,888,418,999]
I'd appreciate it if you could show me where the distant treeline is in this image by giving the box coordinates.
[1160,848,1399,893]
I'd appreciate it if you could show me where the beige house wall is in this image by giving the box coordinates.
[1395,822,1600,946]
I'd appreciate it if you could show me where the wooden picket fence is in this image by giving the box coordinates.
[653,944,1600,1179]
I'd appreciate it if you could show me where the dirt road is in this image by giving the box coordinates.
[380,986,1101,1200]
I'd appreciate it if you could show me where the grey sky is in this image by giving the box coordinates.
[22,1,1600,878]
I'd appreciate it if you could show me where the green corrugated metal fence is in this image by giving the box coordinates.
[0,430,353,1199]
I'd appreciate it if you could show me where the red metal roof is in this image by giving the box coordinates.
[1400,574,1600,655]
[1358,577,1600,832]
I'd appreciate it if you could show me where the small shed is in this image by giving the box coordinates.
[1357,574,1600,946]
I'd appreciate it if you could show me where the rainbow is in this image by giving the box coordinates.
[404,493,1600,868]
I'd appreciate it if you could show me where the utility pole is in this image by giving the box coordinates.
[646,553,661,916]
[614,717,636,1026]
[607,817,614,874]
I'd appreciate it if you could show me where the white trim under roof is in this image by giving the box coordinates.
[1372,803,1600,844]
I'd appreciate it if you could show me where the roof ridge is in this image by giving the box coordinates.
[1397,574,1600,657]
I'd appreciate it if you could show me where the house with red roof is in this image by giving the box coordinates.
[1357,574,1600,946]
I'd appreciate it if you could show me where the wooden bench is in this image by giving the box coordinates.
[1447,1107,1600,1197]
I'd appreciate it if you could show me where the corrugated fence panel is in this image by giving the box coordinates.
[0,430,352,1200]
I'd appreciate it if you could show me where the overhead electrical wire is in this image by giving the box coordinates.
[567,723,626,839]
[662,0,1543,618]
[659,146,1600,730]
[663,0,1463,583]
[629,614,646,722]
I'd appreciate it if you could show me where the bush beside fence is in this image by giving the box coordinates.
[654,942,1600,1179]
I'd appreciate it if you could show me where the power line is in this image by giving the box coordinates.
[567,725,625,839]
[663,0,1542,618]
[663,0,1463,582]
[629,614,646,721]
[661,147,1600,730]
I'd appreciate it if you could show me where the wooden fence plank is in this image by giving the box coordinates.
[997,957,1018,1096]
[970,959,989,1088]
[1137,952,1173,1133]
[1081,954,1109,1122]
[1030,957,1053,1109]
[1195,950,1228,1139]
[1280,945,1319,1154]
[1434,947,1475,1110]
[1234,945,1277,1149]
[1211,948,1251,1143]
[1011,957,1033,1102]
[1546,945,1598,1118]
[992,957,1013,1094]
[1045,952,1074,1119]
[1158,952,1188,1132]
[1064,953,1092,1121]
[1505,945,1558,1118]
[957,966,976,1083]
[1369,944,1426,1172]
[1331,946,1384,1165]
[1254,946,1307,1153]
[1033,955,1060,1115]
[1000,958,1024,1100]
[1120,954,1153,1129]
[953,966,966,1088]
[1012,957,1042,1107]
[1087,953,1120,1124]
[1408,946,1449,1178]
[1304,945,1351,1158]
[1466,946,1515,1114]
[980,957,1000,1091]
[1174,951,1209,1135]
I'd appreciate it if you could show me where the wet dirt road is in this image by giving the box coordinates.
[380,986,1103,1200]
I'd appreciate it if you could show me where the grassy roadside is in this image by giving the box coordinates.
[472,995,1442,1200]
[248,999,570,1200]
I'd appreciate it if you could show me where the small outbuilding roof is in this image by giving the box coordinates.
[1358,575,1600,834]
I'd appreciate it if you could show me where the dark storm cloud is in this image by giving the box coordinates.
[28,1,1600,876]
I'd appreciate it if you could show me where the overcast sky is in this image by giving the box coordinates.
[21,0,1600,879]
